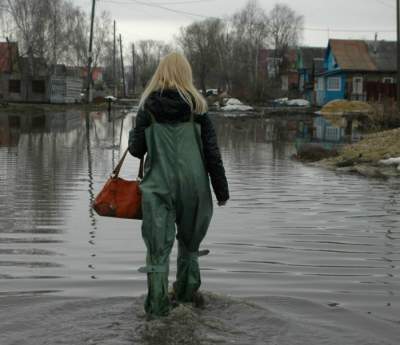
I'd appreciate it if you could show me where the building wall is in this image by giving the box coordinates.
[324,47,340,72]
[0,74,49,102]
[316,72,396,105]
[323,73,346,104]
[49,76,83,104]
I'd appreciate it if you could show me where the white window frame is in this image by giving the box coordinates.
[352,77,364,95]
[383,77,394,84]
[327,77,341,91]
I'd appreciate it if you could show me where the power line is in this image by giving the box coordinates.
[99,0,215,8]
[99,0,215,18]
[304,27,396,33]
[119,0,216,4]
[98,0,396,34]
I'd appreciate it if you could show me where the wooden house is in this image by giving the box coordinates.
[0,41,49,103]
[279,49,298,93]
[296,47,326,104]
[316,39,397,106]
[0,41,82,103]
[258,48,298,97]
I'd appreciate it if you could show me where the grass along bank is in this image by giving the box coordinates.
[315,127,400,178]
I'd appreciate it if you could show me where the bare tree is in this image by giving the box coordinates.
[135,40,171,89]
[6,0,112,69]
[64,5,88,66]
[7,0,47,60]
[178,18,225,94]
[175,1,302,101]
[230,0,269,99]
[92,11,112,68]
[0,0,14,39]
[268,4,304,72]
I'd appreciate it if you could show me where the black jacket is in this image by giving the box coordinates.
[128,89,229,202]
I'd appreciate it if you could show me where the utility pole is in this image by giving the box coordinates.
[397,0,400,110]
[113,20,117,98]
[86,0,96,103]
[131,43,136,96]
[119,34,126,98]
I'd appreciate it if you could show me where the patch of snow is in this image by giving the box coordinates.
[274,97,289,104]
[225,98,243,106]
[105,95,117,102]
[221,98,253,111]
[206,89,218,96]
[221,98,254,111]
[273,98,310,107]
[286,99,310,107]
[379,157,400,166]
[221,104,253,111]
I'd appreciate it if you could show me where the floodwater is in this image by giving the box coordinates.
[0,109,399,344]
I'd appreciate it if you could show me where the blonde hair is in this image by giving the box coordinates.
[138,52,208,114]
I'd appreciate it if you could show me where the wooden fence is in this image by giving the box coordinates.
[366,82,396,102]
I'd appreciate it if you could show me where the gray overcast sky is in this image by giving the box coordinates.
[74,0,397,47]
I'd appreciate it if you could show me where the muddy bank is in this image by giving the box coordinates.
[309,128,400,179]
[1,292,399,345]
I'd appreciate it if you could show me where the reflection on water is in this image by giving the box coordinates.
[0,110,399,323]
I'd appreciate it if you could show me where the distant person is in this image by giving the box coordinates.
[128,52,229,317]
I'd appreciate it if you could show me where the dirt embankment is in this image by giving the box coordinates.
[314,128,400,179]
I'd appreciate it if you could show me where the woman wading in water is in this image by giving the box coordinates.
[128,52,229,317]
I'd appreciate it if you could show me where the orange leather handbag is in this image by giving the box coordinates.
[92,149,144,219]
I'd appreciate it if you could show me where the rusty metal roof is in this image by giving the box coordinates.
[329,39,376,71]
[366,40,396,72]
[0,42,19,73]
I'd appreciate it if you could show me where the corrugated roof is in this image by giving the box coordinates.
[329,39,376,71]
[0,42,18,73]
[366,40,396,72]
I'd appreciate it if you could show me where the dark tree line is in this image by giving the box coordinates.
[1,0,303,100]
[1,0,111,69]
[178,0,303,101]
[130,0,303,100]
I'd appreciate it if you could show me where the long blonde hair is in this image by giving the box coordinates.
[138,52,208,114]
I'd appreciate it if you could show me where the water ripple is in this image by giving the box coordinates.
[0,112,399,323]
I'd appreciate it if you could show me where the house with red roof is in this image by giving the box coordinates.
[316,39,397,106]
[0,41,83,103]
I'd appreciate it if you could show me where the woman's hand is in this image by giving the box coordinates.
[218,200,227,206]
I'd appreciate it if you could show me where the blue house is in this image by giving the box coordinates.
[316,39,397,106]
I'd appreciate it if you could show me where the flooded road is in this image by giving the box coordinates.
[0,110,399,328]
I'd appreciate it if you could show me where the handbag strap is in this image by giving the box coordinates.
[112,148,144,179]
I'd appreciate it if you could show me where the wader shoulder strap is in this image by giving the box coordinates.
[192,114,206,163]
